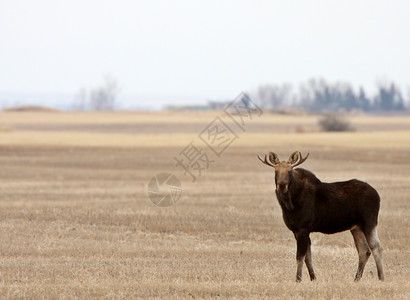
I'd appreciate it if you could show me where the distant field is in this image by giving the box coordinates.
[2,110,410,133]
[0,111,409,298]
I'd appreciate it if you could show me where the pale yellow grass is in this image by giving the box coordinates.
[0,111,409,298]
[0,111,222,125]
[2,110,410,126]
[1,130,410,151]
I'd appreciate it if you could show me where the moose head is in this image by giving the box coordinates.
[257,151,309,194]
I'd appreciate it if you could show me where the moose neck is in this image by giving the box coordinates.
[288,170,301,198]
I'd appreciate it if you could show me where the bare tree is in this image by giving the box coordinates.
[73,87,87,111]
[89,76,119,111]
[257,83,293,110]
[406,85,410,109]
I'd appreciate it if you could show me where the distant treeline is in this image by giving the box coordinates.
[254,79,408,112]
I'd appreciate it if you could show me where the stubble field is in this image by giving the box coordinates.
[0,110,409,298]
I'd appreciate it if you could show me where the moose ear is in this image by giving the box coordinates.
[268,152,280,165]
[288,151,300,165]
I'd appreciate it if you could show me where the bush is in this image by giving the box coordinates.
[318,114,353,132]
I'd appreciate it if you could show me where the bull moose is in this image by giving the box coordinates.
[257,151,384,282]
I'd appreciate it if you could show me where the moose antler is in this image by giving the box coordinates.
[257,154,276,167]
[268,152,280,165]
[288,151,300,164]
[289,151,309,167]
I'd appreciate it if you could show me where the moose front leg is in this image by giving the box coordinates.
[295,231,310,282]
[305,237,316,281]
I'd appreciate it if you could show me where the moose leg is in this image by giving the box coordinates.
[305,237,316,281]
[351,227,371,281]
[364,227,384,281]
[295,231,310,282]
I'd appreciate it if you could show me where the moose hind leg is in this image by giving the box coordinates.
[351,227,371,281]
[305,238,316,281]
[364,227,384,281]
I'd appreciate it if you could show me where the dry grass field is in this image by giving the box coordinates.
[0,110,409,298]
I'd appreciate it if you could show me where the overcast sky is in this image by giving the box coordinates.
[0,0,409,108]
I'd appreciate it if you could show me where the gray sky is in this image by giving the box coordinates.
[0,0,409,108]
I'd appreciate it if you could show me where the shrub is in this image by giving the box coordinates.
[318,114,353,132]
